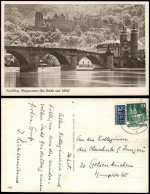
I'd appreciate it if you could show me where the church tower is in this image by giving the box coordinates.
[35,12,43,28]
[131,22,138,59]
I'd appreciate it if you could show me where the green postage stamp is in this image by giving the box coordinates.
[127,103,147,127]
[115,102,148,134]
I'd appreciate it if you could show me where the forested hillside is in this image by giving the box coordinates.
[4,4,145,48]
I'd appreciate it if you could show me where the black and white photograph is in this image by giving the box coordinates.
[1,1,149,95]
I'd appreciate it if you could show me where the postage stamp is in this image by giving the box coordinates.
[115,103,148,134]
[115,105,126,125]
[126,103,147,127]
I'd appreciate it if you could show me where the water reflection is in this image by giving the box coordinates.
[5,67,145,87]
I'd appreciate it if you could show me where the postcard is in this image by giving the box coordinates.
[1,1,149,96]
[1,98,149,192]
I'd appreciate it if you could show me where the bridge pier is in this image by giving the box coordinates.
[61,64,69,70]
[24,53,39,72]
[62,54,77,70]
[19,54,39,72]
[119,59,124,68]
[106,52,114,70]
[69,54,77,70]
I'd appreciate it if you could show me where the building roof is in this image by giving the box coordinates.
[138,40,144,50]
[138,40,143,46]
[53,14,59,19]
[99,39,120,45]
[99,39,144,48]
[61,13,65,18]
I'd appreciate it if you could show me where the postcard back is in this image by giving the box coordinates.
[1,98,149,192]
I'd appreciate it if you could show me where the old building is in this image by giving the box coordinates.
[96,24,145,68]
[34,11,74,32]
[34,11,120,32]
[96,39,120,57]
[50,13,74,32]
[119,23,139,67]
[119,24,138,59]
[35,12,45,30]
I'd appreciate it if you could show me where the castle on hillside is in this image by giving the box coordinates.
[34,12,74,32]
[33,11,121,32]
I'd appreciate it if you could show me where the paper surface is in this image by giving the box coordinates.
[1,98,149,192]
[1,1,149,96]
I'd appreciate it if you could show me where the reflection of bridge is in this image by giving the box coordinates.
[5,46,113,72]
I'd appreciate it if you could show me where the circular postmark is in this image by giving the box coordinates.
[121,103,149,135]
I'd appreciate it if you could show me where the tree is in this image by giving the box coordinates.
[31,35,36,45]
[130,9,136,16]
[43,42,52,48]
[69,36,79,47]
[51,42,59,47]
[74,25,81,32]
[48,36,53,43]
[91,37,97,44]
[59,38,67,47]
[40,35,45,43]
[27,40,34,46]
[76,30,82,37]
[123,13,132,26]
[36,37,42,44]
[5,21,15,32]
[44,31,52,39]
[102,15,114,24]
[20,33,30,43]
[51,31,61,42]
[136,7,143,17]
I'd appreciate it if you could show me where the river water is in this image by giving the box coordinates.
[5,67,145,87]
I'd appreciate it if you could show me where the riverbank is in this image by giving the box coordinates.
[113,68,145,71]
[5,66,145,72]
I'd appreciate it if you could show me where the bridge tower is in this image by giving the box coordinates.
[119,24,129,67]
[106,45,114,70]
[120,24,127,59]
[131,22,138,59]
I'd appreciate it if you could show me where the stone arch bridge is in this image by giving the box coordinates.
[5,46,113,72]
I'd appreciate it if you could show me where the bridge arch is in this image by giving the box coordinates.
[78,55,101,65]
[5,49,29,71]
[85,55,100,65]
[51,52,69,65]
[40,51,70,69]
